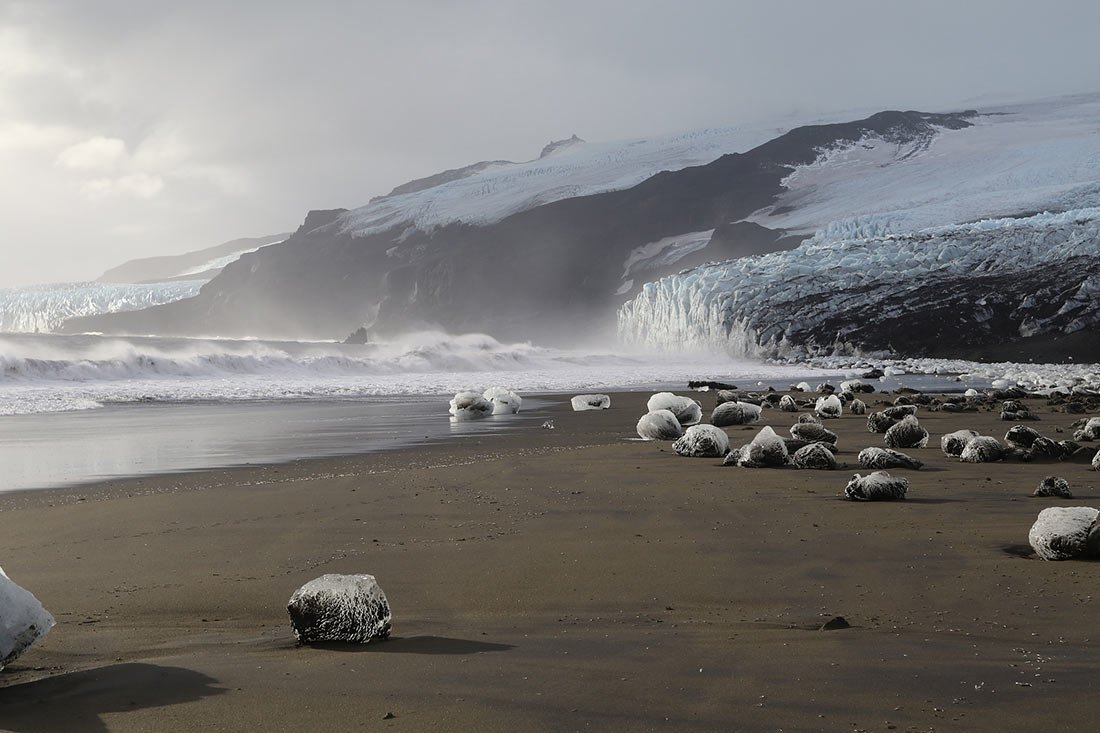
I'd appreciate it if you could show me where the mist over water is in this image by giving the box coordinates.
[0,331,842,416]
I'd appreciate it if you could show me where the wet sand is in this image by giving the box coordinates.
[1,391,1099,732]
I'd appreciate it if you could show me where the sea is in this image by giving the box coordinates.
[0,331,1016,494]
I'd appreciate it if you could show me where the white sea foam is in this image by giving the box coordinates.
[0,331,839,416]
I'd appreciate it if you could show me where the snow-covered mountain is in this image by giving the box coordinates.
[98,233,290,283]
[65,93,1100,360]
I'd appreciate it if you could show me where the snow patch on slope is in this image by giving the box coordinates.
[750,95,1100,239]
[339,125,797,239]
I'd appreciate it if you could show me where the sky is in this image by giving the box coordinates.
[2,0,1099,287]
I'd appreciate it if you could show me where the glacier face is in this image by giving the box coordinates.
[0,281,204,333]
[618,208,1100,359]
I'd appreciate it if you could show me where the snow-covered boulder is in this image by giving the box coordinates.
[1034,476,1073,498]
[866,411,900,434]
[483,387,522,415]
[815,394,843,419]
[1028,507,1100,560]
[571,394,611,411]
[959,435,1004,463]
[1005,425,1042,450]
[449,391,493,420]
[849,398,867,415]
[857,447,924,470]
[636,409,684,441]
[790,422,837,445]
[287,573,392,644]
[0,567,55,670]
[884,415,929,449]
[778,394,799,412]
[1083,417,1100,441]
[843,472,909,501]
[673,424,730,457]
[711,401,761,427]
[941,429,979,457]
[646,393,702,427]
[791,442,837,470]
[735,426,789,468]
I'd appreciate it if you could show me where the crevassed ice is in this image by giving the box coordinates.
[618,207,1100,358]
[0,281,204,333]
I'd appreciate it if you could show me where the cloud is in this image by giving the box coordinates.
[81,172,164,200]
[56,136,127,170]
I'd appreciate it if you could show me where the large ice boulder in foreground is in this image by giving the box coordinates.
[1028,507,1100,560]
[571,394,611,411]
[711,401,761,427]
[959,435,1004,463]
[483,387,522,415]
[843,471,909,501]
[1,566,55,670]
[449,391,493,420]
[673,424,730,458]
[287,574,392,644]
[646,393,702,427]
[637,409,684,441]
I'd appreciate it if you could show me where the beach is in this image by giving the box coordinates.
[2,390,1099,732]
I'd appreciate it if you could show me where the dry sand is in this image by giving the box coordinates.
[1,390,1099,732]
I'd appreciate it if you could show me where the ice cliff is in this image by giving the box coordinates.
[618,208,1100,359]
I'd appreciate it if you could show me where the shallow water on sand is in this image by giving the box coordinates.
[0,397,547,494]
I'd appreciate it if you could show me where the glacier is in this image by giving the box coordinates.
[618,207,1100,359]
[0,281,204,333]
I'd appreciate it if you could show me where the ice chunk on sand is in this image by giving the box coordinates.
[449,391,493,420]
[711,401,761,427]
[844,471,909,501]
[941,429,979,457]
[736,426,789,468]
[1028,507,1100,560]
[637,409,684,441]
[287,573,392,644]
[1034,476,1073,498]
[884,415,929,449]
[849,398,867,415]
[483,387,522,415]
[790,422,837,445]
[791,442,837,470]
[0,566,56,670]
[857,447,923,470]
[571,394,611,411]
[646,392,702,427]
[815,394,842,419]
[673,424,730,457]
[778,395,799,412]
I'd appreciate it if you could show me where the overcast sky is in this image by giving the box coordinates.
[2,0,1098,287]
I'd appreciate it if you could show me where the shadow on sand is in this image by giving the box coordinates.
[306,635,514,655]
[0,663,224,733]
